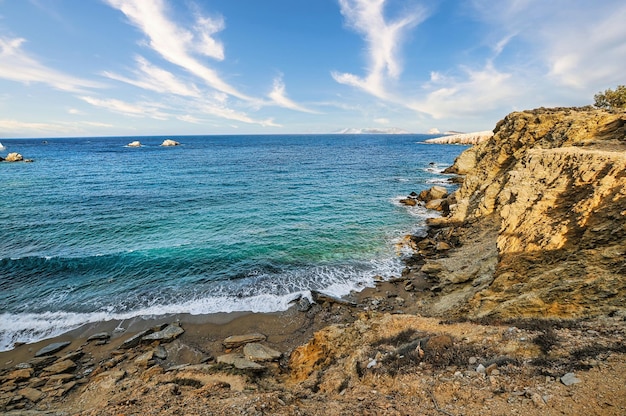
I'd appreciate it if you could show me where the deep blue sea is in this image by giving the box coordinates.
[0,135,464,351]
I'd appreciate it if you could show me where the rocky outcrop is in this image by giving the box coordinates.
[421,107,626,319]
[161,139,180,146]
[127,141,142,147]
[424,130,494,145]
[2,152,33,162]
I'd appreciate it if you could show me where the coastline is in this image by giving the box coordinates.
[2,107,625,414]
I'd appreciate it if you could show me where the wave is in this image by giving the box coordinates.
[0,258,402,351]
[0,142,5,151]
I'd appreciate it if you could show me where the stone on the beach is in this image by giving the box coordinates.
[7,368,33,382]
[142,323,184,342]
[561,372,582,386]
[154,345,168,360]
[243,343,282,362]
[311,290,356,306]
[161,139,180,146]
[28,356,57,370]
[127,140,142,147]
[41,359,77,376]
[18,387,44,403]
[223,333,266,349]
[119,329,151,349]
[35,341,71,357]
[5,152,23,162]
[87,332,110,342]
[217,353,265,371]
[134,351,154,368]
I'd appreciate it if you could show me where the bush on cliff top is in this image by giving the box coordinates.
[594,85,626,109]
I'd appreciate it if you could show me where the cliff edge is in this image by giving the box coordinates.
[422,107,626,319]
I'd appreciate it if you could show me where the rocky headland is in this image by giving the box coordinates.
[424,131,494,145]
[1,107,625,415]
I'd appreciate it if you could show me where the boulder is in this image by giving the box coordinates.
[161,139,180,146]
[119,329,151,349]
[223,333,266,349]
[127,140,142,147]
[243,343,282,362]
[399,198,417,206]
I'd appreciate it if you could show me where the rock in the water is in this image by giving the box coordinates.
[142,324,184,342]
[223,333,267,349]
[127,140,142,147]
[217,353,265,371]
[35,341,71,357]
[5,152,24,162]
[161,139,180,146]
[296,296,312,312]
[560,372,582,386]
[399,198,417,206]
[243,343,282,362]
[87,332,110,342]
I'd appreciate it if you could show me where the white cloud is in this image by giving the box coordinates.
[412,63,516,119]
[469,0,626,90]
[333,0,427,99]
[0,119,113,136]
[0,37,102,92]
[268,76,318,113]
[80,96,169,120]
[105,0,251,101]
[103,56,200,97]
[195,101,281,127]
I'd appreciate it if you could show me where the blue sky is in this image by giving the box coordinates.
[0,0,625,137]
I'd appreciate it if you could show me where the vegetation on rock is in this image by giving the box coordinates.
[594,85,626,109]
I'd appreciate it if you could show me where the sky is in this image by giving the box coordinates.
[0,0,625,138]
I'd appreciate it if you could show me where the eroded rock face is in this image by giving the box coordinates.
[430,107,626,320]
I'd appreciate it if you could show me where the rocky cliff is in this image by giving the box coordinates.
[423,107,626,319]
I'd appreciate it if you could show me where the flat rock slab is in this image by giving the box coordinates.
[87,332,111,341]
[223,333,266,349]
[243,343,282,362]
[217,353,265,372]
[42,359,77,376]
[18,386,44,403]
[119,329,151,349]
[35,341,71,357]
[142,324,184,342]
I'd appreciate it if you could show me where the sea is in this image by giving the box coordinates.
[0,135,465,351]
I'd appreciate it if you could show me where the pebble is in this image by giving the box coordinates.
[476,364,486,374]
[560,372,582,386]
[468,357,477,365]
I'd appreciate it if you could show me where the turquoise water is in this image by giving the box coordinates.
[0,135,463,350]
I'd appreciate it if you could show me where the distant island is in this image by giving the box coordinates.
[424,130,493,145]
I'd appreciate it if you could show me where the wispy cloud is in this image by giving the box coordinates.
[412,63,516,119]
[332,0,427,99]
[105,0,252,101]
[268,75,318,114]
[469,0,626,89]
[0,119,113,136]
[103,56,200,97]
[79,96,169,120]
[0,37,102,92]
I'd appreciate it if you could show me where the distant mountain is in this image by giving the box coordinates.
[335,127,411,134]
